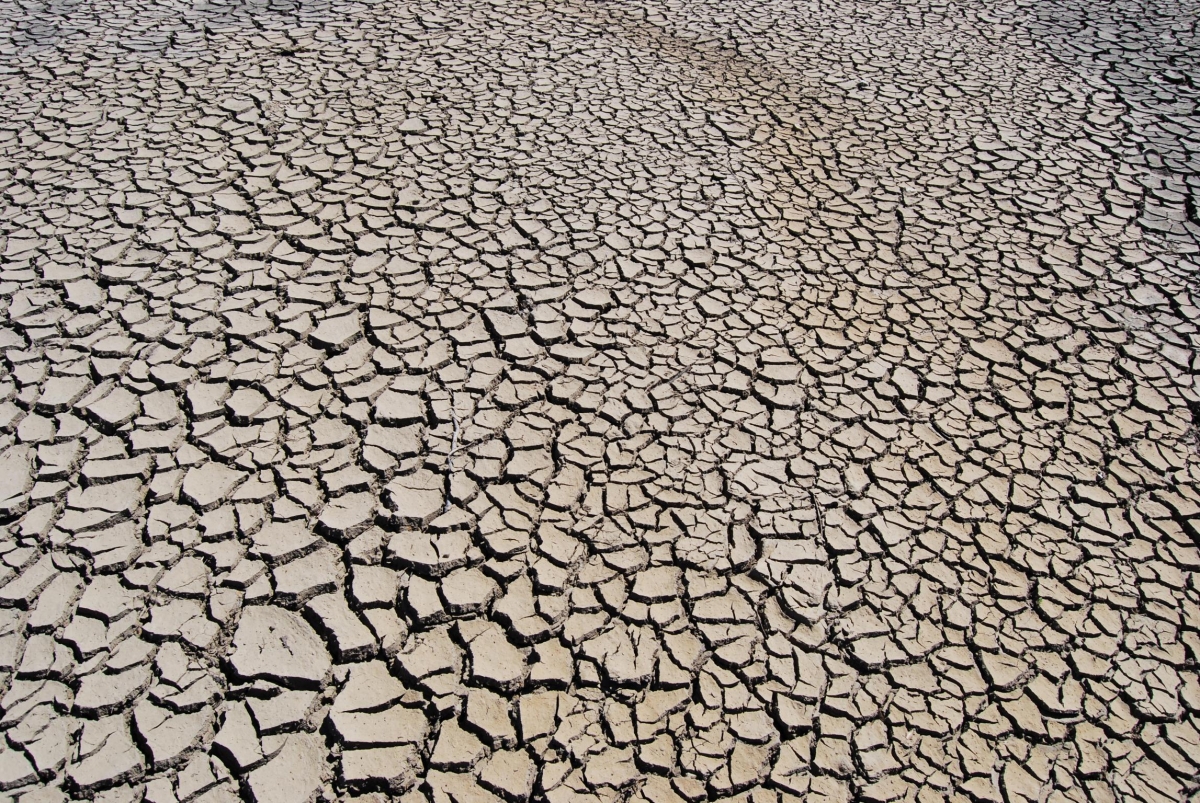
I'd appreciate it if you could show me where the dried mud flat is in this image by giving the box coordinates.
[0,0,1199,801]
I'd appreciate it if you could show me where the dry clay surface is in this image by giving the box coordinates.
[0,0,1199,801]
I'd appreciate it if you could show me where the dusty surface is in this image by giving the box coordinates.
[0,0,1199,801]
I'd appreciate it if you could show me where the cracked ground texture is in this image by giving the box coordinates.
[1,0,1200,801]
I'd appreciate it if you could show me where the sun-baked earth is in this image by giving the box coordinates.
[0,0,1199,802]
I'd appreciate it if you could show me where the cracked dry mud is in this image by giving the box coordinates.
[0,0,1199,802]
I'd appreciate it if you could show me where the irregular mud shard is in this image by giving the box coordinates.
[0,0,1199,801]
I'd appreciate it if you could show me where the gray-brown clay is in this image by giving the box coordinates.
[0,0,1198,802]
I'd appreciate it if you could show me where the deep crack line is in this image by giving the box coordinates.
[444,391,461,514]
